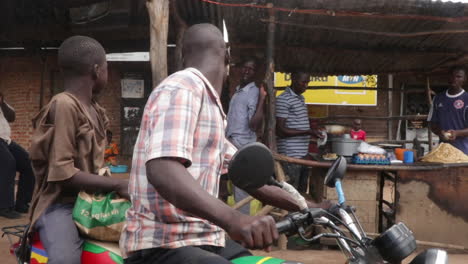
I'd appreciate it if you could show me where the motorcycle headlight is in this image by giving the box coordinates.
[371,222,417,263]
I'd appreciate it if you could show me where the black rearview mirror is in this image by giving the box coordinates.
[228,142,274,190]
[324,156,347,188]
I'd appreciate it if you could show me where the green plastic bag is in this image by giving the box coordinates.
[73,191,131,242]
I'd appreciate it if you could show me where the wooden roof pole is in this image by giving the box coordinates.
[426,76,433,151]
[146,0,169,88]
[387,74,394,140]
[264,3,277,152]
[263,2,288,250]
[171,0,187,71]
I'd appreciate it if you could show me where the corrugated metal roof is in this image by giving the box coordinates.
[220,0,468,74]
[3,0,468,74]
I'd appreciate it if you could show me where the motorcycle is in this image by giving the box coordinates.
[2,143,448,264]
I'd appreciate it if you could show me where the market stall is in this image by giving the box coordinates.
[275,153,468,248]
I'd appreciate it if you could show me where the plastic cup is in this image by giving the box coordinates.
[403,151,414,163]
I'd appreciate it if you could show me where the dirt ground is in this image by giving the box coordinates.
[1,215,467,264]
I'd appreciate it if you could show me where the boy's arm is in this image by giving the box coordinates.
[0,94,16,122]
[63,171,129,199]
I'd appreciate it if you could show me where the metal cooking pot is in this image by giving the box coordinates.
[331,138,361,156]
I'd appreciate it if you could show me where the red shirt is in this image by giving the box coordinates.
[350,129,366,141]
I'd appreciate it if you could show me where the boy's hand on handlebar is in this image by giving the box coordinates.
[226,214,278,251]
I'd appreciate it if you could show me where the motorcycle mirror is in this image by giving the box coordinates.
[228,142,274,190]
[324,156,347,188]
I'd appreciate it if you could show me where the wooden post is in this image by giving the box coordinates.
[263,3,287,249]
[232,196,255,210]
[146,0,169,87]
[264,3,277,151]
[170,0,187,71]
[426,76,433,151]
[387,74,394,140]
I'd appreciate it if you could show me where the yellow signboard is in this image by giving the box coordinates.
[275,73,377,106]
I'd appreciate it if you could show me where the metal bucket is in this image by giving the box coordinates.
[331,138,361,156]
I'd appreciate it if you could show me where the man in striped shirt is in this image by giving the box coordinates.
[276,72,322,192]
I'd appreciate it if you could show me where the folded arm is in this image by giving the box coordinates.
[0,98,16,122]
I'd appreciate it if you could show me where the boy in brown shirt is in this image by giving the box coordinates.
[28,36,129,264]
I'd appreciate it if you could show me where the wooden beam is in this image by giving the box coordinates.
[259,19,468,38]
[231,42,463,57]
[199,0,468,23]
[147,0,169,88]
[232,196,254,210]
[428,53,468,72]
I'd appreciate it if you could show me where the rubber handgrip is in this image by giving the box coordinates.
[275,219,294,234]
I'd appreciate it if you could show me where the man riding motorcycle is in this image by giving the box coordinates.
[120,23,328,264]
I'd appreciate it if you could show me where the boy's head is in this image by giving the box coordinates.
[58,36,108,95]
[352,119,362,131]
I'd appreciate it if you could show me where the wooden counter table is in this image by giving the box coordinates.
[274,153,468,248]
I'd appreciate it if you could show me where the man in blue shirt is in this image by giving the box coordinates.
[428,66,468,154]
[226,57,266,214]
[226,58,266,148]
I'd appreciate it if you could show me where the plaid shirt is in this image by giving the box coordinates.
[120,68,236,257]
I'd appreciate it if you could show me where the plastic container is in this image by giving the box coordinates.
[403,151,414,163]
[394,148,407,161]
[372,222,417,263]
[109,165,128,173]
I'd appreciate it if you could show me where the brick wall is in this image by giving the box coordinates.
[0,55,125,152]
[0,55,48,149]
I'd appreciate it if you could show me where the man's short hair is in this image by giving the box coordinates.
[58,36,106,76]
[450,65,466,75]
[240,57,258,68]
[291,71,310,81]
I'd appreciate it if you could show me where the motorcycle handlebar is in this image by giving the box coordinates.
[276,218,295,233]
[275,208,326,234]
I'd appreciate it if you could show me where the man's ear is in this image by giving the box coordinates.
[92,64,100,80]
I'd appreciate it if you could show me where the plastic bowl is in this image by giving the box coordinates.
[110,165,128,173]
